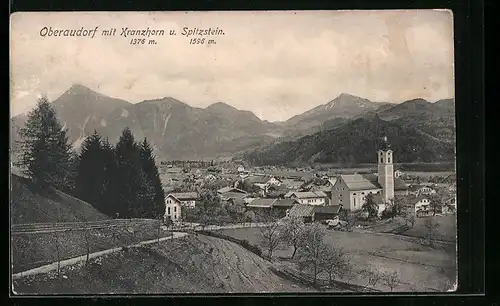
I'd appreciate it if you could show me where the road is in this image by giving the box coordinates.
[163,222,273,232]
[12,232,188,280]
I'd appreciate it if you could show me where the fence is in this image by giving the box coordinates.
[11,218,164,274]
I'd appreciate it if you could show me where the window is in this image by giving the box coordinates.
[362,192,365,195]
[353,198,357,207]
[167,207,171,215]
[353,193,357,195]
[388,157,391,163]
[174,206,177,212]
[380,158,383,163]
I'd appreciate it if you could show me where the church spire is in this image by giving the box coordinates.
[379,136,391,151]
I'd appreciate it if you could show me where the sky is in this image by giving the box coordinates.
[10,10,454,122]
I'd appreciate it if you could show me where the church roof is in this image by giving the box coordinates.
[341,174,382,191]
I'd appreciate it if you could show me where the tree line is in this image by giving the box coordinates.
[15,96,165,219]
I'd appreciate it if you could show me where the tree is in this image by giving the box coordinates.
[259,211,282,258]
[279,216,305,259]
[404,213,416,228]
[16,96,74,189]
[382,271,401,292]
[424,218,441,246]
[294,223,327,285]
[362,194,378,219]
[74,130,106,210]
[139,138,165,219]
[363,268,383,290]
[100,138,119,217]
[390,195,407,218]
[319,245,352,286]
[428,194,442,216]
[115,127,148,218]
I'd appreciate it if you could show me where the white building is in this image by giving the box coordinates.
[164,192,198,222]
[330,137,407,215]
[285,191,328,206]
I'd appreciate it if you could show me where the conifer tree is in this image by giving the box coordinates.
[16,96,74,188]
[100,137,119,217]
[74,130,105,209]
[115,127,148,218]
[139,138,165,218]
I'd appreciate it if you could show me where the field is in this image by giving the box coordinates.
[11,221,170,273]
[12,235,313,294]
[217,226,456,292]
[402,215,457,242]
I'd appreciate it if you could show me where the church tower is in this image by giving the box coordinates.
[377,136,394,203]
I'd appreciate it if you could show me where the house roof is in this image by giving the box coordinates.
[167,192,198,201]
[313,205,343,214]
[273,199,299,207]
[217,187,247,194]
[287,204,315,218]
[287,191,327,199]
[221,192,249,200]
[327,178,338,186]
[246,198,276,208]
[247,176,271,184]
[340,174,382,191]
[394,178,409,191]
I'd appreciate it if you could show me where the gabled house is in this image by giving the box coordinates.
[394,169,404,178]
[285,191,328,206]
[273,198,300,217]
[407,195,434,217]
[312,204,343,221]
[287,204,315,223]
[164,192,199,222]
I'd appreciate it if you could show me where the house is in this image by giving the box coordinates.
[330,137,405,216]
[164,192,198,222]
[273,198,300,217]
[217,186,247,195]
[394,169,404,178]
[408,196,433,217]
[285,191,328,206]
[204,174,217,181]
[408,184,436,195]
[165,192,198,208]
[287,204,315,223]
[312,204,343,222]
[245,198,277,214]
[237,165,245,173]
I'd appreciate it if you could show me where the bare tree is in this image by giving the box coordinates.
[318,245,352,286]
[279,216,305,259]
[382,271,401,292]
[259,211,282,259]
[363,268,382,291]
[294,223,327,285]
[424,218,441,247]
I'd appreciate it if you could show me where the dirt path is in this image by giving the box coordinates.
[12,232,187,280]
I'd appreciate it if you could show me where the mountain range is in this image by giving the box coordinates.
[10,84,455,163]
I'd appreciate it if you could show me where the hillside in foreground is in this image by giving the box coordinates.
[10,173,108,224]
[13,235,313,294]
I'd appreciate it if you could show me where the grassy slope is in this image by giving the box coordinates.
[11,222,167,273]
[218,227,456,292]
[13,235,313,294]
[10,174,108,224]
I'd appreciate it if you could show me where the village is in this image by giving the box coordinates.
[161,138,457,230]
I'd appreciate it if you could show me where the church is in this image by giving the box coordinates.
[330,137,408,215]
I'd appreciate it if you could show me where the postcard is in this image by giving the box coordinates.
[10,10,456,294]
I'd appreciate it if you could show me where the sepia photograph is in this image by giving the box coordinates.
[9,10,457,294]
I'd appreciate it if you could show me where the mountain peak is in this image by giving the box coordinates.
[67,84,97,95]
[206,102,237,111]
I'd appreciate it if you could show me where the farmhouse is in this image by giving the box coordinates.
[272,198,300,217]
[285,191,328,206]
[408,184,437,195]
[164,192,198,221]
[217,186,248,204]
[330,137,407,215]
[287,204,315,223]
[408,195,433,217]
[312,205,343,222]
